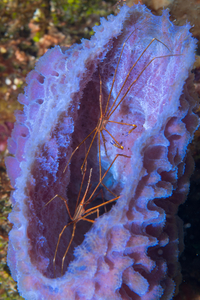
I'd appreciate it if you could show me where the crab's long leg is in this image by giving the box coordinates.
[105,29,137,114]
[87,153,130,203]
[44,194,73,220]
[83,196,120,217]
[73,168,93,221]
[108,120,137,129]
[74,158,88,212]
[80,129,98,173]
[53,221,74,277]
[98,130,102,181]
[84,188,108,213]
[109,54,181,117]
[63,127,97,174]
[104,127,123,149]
[61,222,76,276]
[81,217,95,223]
[107,38,171,118]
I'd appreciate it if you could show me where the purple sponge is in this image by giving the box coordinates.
[6,4,199,300]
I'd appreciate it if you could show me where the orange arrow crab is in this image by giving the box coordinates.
[64,31,174,183]
[45,153,130,276]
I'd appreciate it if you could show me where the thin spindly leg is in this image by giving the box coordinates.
[81,217,95,223]
[108,120,137,134]
[82,208,100,220]
[109,54,181,117]
[107,37,171,117]
[86,153,130,204]
[82,153,128,213]
[53,221,74,277]
[45,194,73,221]
[104,127,123,149]
[63,127,96,173]
[83,196,120,217]
[74,157,88,212]
[84,188,108,214]
[101,130,108,156]
[98,187,107,213]
[61,223,76,276]
[101,182,118,197]
[80,129,98,173]
[98,130,102,181]
[81,70,103,174]
[105,29,138,114]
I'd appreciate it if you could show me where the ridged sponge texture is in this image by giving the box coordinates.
[6,4,199,300]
